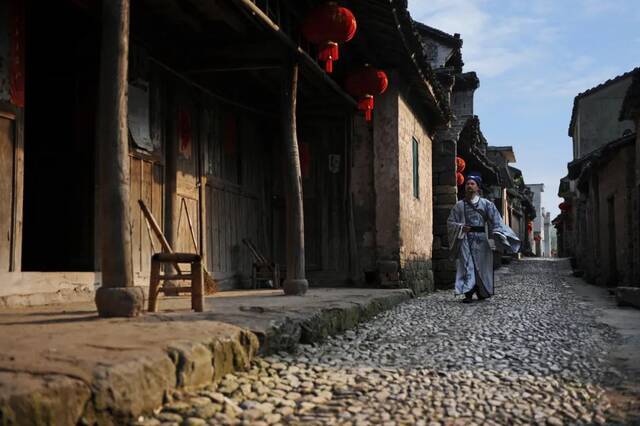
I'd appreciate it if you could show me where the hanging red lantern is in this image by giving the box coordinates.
[344,65,388,121]
[456,172,465,186]
[456,157,466,173]
[301,2,357,73]
[527,221,533,233]
[534,235,542,242]
[559,202,571,211]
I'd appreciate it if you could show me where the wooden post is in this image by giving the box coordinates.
[281,55,308,295]
[94,0,144,317]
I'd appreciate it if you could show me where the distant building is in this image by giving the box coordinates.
[527,184,545,256]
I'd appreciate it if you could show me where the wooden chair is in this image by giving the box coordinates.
[148,252,204,312]
[242,238,281,289]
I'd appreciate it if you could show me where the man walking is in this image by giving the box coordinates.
[448,173,520,303]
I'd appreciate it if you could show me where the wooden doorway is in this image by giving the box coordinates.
[0,112,18,272]
[21,1,100,271]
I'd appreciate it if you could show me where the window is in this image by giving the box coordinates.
[412,137,419,199]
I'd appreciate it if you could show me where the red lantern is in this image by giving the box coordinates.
[301,2,357,73]
[456,172,465,186]
[344,65,388,121]
[456,157,466,173]
[527,221,533,233]
[534,235,542,242]
[559,202,571,211]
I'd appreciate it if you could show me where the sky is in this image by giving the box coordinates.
[408,0,640,219]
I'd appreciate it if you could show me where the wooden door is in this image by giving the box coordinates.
[0,114,15,271]
[175,107,201,257]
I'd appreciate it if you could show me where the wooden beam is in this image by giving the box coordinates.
[229,0,357,109]
[281,55,308,296]
[95,0,144,317]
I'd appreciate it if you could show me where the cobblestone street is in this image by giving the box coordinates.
[142,259,640,425]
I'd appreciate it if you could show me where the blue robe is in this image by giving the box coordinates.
[447,198,520,296]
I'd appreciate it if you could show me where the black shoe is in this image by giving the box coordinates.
[462,297,473,304]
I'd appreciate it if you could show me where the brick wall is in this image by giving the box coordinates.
[431,117,466,288]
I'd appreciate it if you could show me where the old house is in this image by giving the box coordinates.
[0,0,448,311]
[563,68,639,287]
[527,183,545,256]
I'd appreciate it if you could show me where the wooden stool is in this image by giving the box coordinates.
[148,252,204,313]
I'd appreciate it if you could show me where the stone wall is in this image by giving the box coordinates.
[367,74,435,294]
[596,144,637,286]
[431,139,458,288]
[351,116,377,276]
[575,79,636,158]
[397,94,434,294]
[373,76,401,266]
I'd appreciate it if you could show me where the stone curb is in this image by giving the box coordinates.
[256,290,414,354]
[0,328,259,426]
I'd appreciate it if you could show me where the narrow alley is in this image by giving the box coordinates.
[143,259,640,425]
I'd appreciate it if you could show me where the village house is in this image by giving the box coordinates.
[561,68,639,287]
[0,0,449,313]
[485,145,538,262]
[527,183,545,256]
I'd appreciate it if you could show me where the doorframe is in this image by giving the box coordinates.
[0,102,24,272]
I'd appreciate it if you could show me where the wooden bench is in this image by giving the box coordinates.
[148,252,204,312]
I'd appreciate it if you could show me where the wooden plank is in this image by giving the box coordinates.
[12,110,23,272]
[211,185,220,271]
[220,189,228,271]
[0,117,14,272]
[140,160,154,273]
[130,157,143,272]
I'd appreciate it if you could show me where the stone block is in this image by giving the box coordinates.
[434,185,457,195]
[439,173,457,186]
[436,193,458,205]
[378,260,399,273]
[616,287,640,309]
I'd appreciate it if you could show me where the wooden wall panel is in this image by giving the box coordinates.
[129,155,164,275]
[205,182,260,283]
[0,116,14,271]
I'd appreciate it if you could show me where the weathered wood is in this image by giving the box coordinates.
[96,0,133,289]
[148,257,161,312]
[0,116,14,272]
[281,56,308,295]
[165,96,179,274]
[192,258,204,312]
[11,109,23,272]
[230,0,357,109]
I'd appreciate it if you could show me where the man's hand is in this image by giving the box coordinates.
[462,225,471,233]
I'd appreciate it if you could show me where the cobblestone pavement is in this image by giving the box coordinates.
[139,259,639,425]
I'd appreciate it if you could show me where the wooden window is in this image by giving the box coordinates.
[412,137,419,199]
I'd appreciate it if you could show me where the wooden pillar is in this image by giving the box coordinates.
[281,56,308,295]
[94,0,144,317]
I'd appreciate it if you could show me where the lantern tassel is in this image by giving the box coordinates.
[325,58,333,73]
[358,95,374,122]
[318,42,339,73]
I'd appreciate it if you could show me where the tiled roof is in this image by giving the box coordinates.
[413,21,463,48]
[458,116,501,185]
[567,132,636,184]
[568,67,640,137]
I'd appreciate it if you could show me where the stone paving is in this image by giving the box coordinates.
[138,259,638,425]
